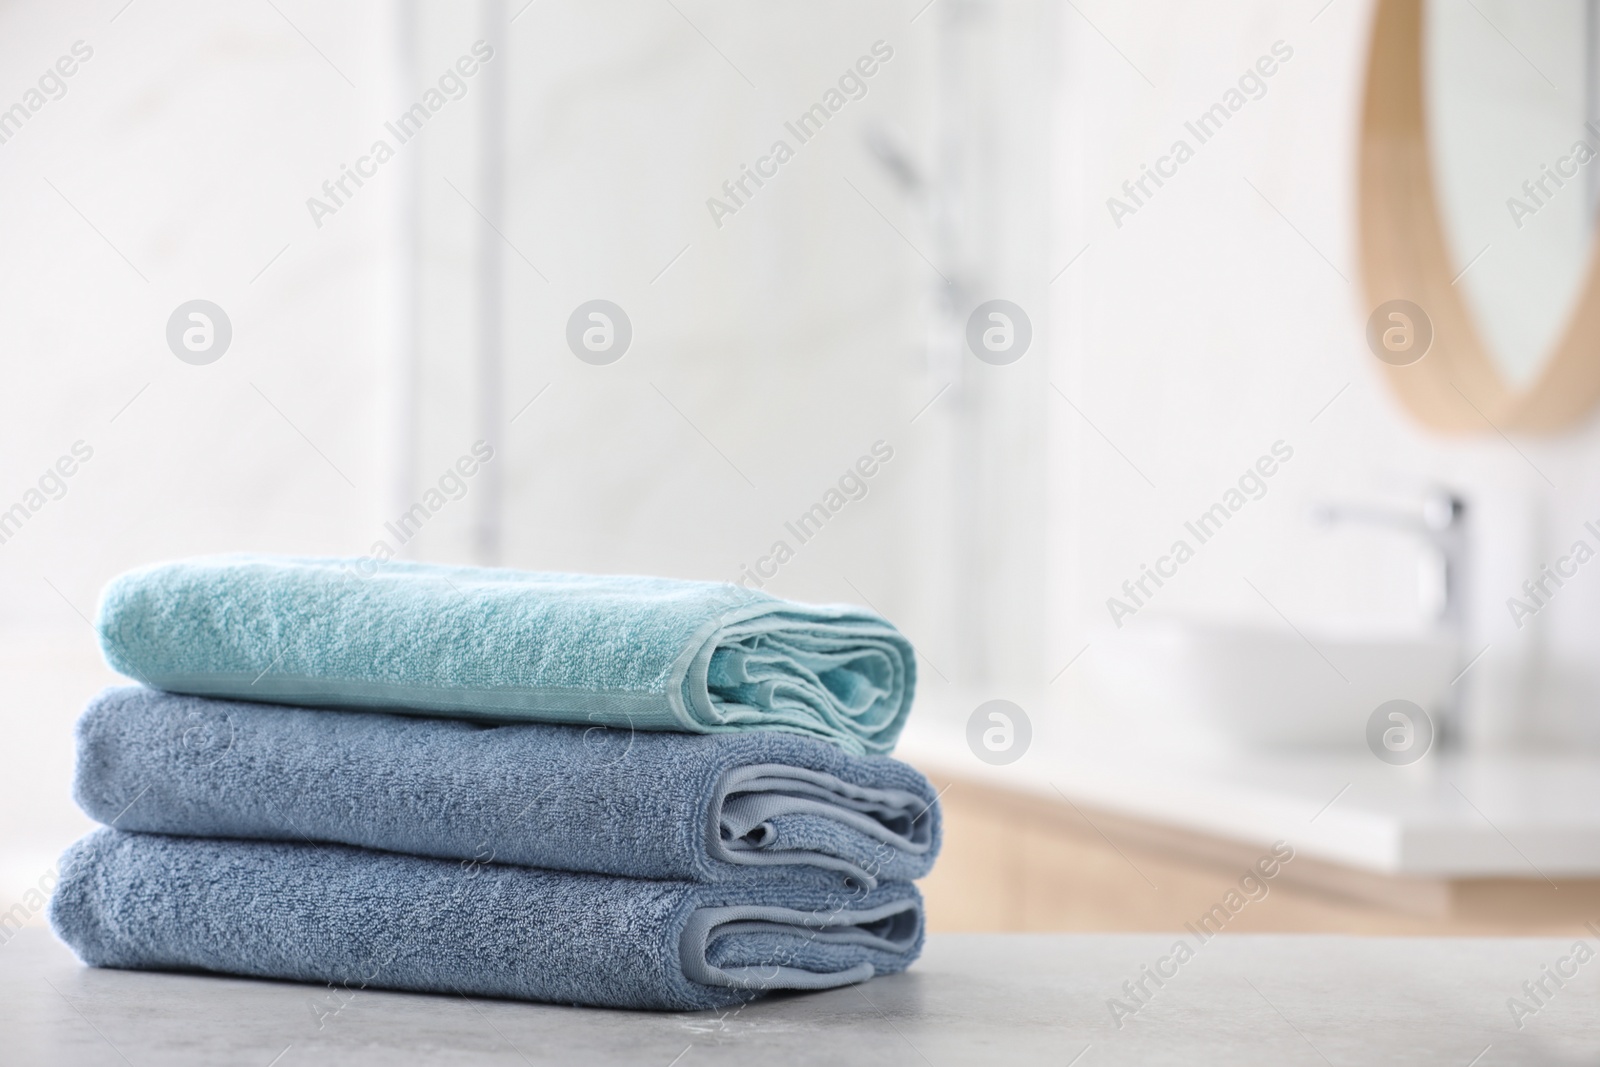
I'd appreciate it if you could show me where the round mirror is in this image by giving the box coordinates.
[1360,0,1600,432]
[1428,0,1594,389]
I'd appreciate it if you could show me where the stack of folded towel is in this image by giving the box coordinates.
[49,555,940,1011]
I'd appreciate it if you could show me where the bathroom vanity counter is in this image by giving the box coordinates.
[896,690,1600,928]
[898,693,1600,879]
[5,928,1591,1064]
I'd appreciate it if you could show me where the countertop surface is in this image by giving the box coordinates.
[896,691,1600,879]
[5,929,1595,1065]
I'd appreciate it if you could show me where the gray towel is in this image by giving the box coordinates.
[50,829,924,1011]
[75,687,941,888]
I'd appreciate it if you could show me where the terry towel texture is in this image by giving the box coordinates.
[75,687,941,887]
[96,555,915,756]
[51,830,924,1012]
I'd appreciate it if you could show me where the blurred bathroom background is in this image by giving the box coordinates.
[4,0,1599,936]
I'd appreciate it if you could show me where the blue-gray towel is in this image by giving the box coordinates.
[50,829,924,1011]
[75,686,941,888]
[95,555,916,755]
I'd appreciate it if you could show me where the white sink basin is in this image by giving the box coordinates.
[1088,620,1460,750]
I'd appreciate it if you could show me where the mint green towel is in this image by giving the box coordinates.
[95,555,916,755]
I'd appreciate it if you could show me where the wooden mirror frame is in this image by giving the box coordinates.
[1360,0,1600,432]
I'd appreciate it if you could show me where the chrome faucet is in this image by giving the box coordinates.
[1313,488,1470,747]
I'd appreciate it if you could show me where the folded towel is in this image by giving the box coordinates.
[75,686,941,887]
[96,555,915,756]
[50,829,924,1011]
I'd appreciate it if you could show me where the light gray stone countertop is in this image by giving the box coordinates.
[4,929,1596,1065]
